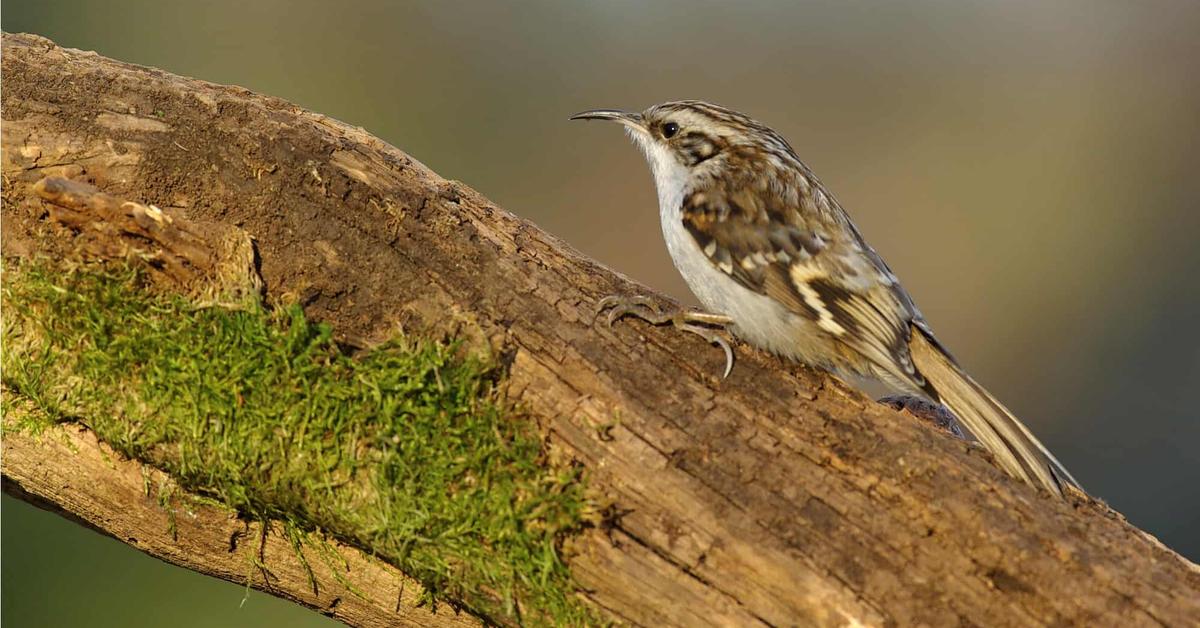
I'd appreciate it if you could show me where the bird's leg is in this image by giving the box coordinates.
[594,295,736,378]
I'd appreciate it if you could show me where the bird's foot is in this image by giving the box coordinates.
[878,394,966,440]
[594,294,736,378]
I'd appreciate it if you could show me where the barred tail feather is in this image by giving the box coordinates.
[908,328,1081,496]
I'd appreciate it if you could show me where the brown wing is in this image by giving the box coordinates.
[680,178,930,392]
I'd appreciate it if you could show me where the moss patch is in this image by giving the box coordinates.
[2,263,594,625]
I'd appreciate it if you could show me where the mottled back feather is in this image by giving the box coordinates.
[678,150,927,394]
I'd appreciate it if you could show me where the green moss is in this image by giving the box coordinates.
[2,263,595,625]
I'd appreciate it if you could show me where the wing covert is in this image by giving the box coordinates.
[680,182,927,389]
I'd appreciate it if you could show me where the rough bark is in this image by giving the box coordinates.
[2,33,1197,627]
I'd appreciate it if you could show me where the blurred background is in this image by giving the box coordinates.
[3,1,1198,625]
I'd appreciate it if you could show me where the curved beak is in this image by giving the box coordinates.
[569,109,645,130]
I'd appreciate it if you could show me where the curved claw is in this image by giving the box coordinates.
[595,295,669,327]
[717,337,735,379]
[593,295,622,324]
[595,293,736,378]
[678,321,735,379]
[604,303,647,327]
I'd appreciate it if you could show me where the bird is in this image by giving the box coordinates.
[571,100,1081,497]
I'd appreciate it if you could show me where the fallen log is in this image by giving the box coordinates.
[2,32,1196,627]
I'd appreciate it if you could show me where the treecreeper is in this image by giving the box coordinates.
[573,100,1080,497]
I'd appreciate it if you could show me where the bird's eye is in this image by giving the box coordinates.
[662,122,680,138]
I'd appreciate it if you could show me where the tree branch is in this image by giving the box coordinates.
[2,32,1196,626]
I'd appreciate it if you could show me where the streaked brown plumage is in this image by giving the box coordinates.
[573,100,1081,497]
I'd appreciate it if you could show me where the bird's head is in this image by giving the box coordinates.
[571,100,797,189]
